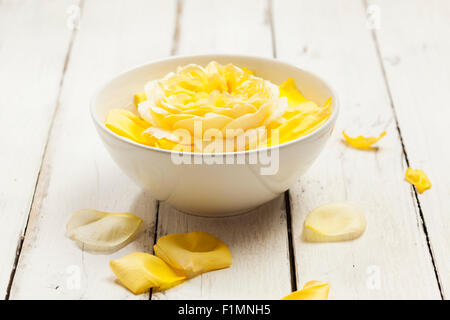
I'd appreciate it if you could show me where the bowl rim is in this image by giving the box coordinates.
[90,53,339,156]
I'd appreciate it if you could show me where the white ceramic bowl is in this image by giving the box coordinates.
[91,54,338,217]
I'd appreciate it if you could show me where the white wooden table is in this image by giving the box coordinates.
[1,0,449,300]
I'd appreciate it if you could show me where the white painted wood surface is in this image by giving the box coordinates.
[273,0,441,299]
[371,0,450,298]
[8,0,176,299]
[153,200,291,300]
[0,0,76,298]
[1,0,448,300]
[152,0,292,300]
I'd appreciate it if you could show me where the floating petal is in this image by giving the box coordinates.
[279,77,310,107]
[134,92,147,106]
[105,109,153,145]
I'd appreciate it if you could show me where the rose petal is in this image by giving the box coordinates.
[133,92,147,106]
[110,252,186,294]
[342,130,387,150]
[282,281,330,300]
[107,63,332,151]
[66,209,142,252]
[154,232,232,278]
[279,77,310,107]
[105,109,154,145]
[303,202,366,242]
[405,168,431,193]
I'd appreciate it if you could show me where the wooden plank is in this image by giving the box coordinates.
[152,0,292,300]
[273,0,441,299]
[173,0,273,56]
[0,0,76,298]
[9,0,176,299]
[371,0,450,298]
[153,200,291,300]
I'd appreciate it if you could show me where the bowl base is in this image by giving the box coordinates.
[169,203,260,218]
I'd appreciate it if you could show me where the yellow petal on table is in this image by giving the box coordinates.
[303,202,366,242]
[279,77,310,107]
[282,281,330,300]
[405,168,432,194]
[154,232,232,278]
[105,109,154,145]
[134,91,147,106]
[66,209,142,252]
[342,130,387,150]
[110,252,186,294]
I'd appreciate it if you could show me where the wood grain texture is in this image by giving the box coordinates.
[3,0,447,300]
[0,0,76,298]
[153,200,291,300]
[9,0,176,299]
[152,0,293,300]
[173,0,273,56]
[371,0,450,298]
[273,0,441,299]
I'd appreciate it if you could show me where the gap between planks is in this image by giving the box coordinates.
[362,0,444,299]
[147,0,183,300]
[170,0,183,56]
[4,0,86,300]
[149,200,161,300]
[267,0,297,292]
[148,0,178,300]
